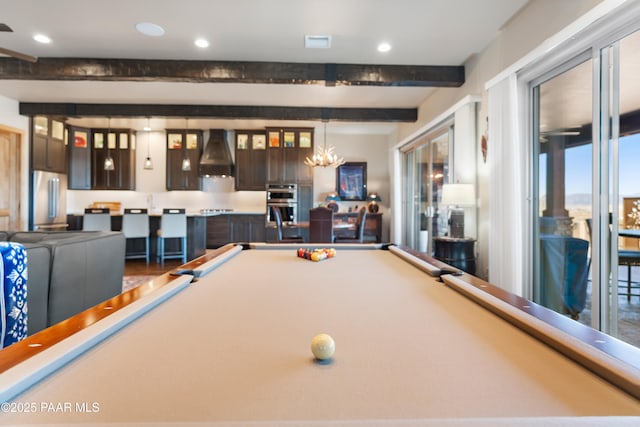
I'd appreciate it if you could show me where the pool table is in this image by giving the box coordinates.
[1,243,639,426]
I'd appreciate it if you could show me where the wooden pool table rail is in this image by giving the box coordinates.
[442,272,640,400]
[0,244,237,374]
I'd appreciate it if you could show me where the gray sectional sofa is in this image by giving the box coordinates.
[0,231,126,335]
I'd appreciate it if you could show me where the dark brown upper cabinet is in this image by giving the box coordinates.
[67,126,92,190]
[91,128,136,190]
[166,129,203,191]
[235,130,267,191]
[32,116,66,173]
[265,128,314,184]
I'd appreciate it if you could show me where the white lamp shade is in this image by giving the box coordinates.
[441,184,475,206]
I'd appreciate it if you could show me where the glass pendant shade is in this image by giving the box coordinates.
[104,155,115,171]
[104,117,115,171]
[181,157,191,171]
[143,118,153,170]
[143,156,153,170]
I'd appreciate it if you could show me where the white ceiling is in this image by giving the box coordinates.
[0,0,529,133]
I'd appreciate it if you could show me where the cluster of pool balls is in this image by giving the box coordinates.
[297,247,337,262]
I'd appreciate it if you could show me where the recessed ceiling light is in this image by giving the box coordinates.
[377,42,391,53]
[136,22,165,37]
[194,38,209,48]
[33,34,51,44]
[305,35,332,49]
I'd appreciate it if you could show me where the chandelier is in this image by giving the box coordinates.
[304,122,344,168]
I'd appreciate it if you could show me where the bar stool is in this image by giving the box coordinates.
[83,208,111,231]
[157,208,187,266]
[122,208,150,264]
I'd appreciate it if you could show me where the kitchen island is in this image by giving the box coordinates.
[66,210,211,261]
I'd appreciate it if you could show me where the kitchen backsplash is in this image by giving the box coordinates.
[67,178,267,214]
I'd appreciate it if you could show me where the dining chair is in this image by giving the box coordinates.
[585,217,640,301]
[272,206,304,243]
[82,208,111,231]
[334,207,367,243]
[539,234,589,319]
[309,207,334,243]
[122,208,150,264]
[157,208,187,265]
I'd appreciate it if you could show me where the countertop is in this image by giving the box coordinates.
[68,210,266,217]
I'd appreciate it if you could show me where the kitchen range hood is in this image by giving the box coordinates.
[199,129,234,177]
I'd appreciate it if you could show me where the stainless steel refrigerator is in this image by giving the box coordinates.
[31,171,68,231]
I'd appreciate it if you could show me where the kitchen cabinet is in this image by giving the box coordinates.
[266,128,314,184]
[91,128,136,190]
[32,116,66,173]
[166,129,203,191]
[235,130,267,191]
[67,126,91,189]
[206,214,266,248]
[297,183,313,223]
[206,215,230,248]
[229,214,266,243]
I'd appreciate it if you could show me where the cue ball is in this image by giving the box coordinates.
[311,333,335,360]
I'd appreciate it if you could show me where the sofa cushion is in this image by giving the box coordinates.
[46,232,125,325]
[8,231,92,243]
[4,231,125,333]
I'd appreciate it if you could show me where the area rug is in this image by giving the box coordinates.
[122,275,157,293]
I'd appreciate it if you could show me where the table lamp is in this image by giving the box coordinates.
[440,184,475,238]
[367,192,382,213]
[325,192,341,212]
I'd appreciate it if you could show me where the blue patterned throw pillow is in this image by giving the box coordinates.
[1,242,28,348]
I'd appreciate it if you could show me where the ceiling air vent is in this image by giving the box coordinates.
[305,35,332,49]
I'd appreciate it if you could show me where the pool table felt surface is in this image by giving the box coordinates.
[1,246,640,424]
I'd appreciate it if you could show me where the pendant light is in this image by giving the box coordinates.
[103,117,115,171]
[143,117,154,170]
[304,121,344,168]
[181,118,192,172]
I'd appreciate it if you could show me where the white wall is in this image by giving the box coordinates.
[0,95,30,230]
[312,131,391,241]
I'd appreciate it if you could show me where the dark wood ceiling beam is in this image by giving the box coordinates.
[0,58,464,87]
[19,102,417,122]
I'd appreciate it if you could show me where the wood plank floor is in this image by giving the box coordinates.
[124,258,185,276]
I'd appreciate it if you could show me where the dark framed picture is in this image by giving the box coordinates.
[336,162,367,201]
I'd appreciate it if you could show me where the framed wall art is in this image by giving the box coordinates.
[336,162,367,201]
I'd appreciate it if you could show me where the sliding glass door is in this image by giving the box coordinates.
[532,27,640,347]
[532,57,593,323]
[606,29,640,340]
[402,127,451,254]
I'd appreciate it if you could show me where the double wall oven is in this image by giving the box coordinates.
[266,183,297,225]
